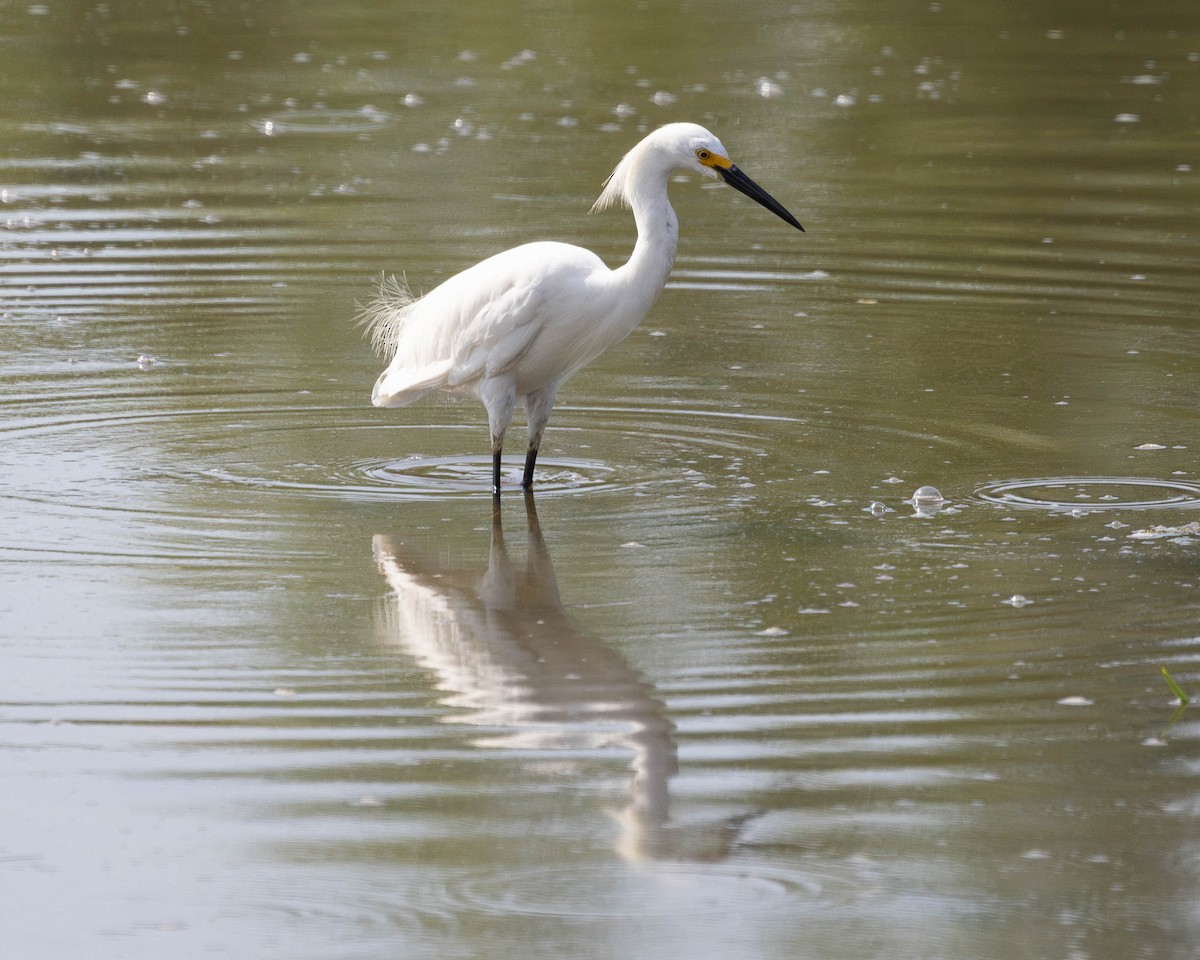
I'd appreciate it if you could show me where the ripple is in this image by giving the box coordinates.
[0,400,797,556]
[252,107,394,136]
[183,401,795,502]
[669,266,824,291]
[452,861,823,919]
[973,476,1200,511]
[200,453,614,501]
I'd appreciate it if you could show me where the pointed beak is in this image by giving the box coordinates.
[719,164,804,232]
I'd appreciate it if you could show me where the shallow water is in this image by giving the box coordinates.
[3,2,1200,958]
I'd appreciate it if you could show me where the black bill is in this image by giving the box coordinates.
[719,164,804,232]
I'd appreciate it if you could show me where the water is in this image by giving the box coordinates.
[3,1,1200,957]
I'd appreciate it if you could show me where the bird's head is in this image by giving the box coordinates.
[653,123,805,232]
[591,122,803,232]
[655,124,733,180]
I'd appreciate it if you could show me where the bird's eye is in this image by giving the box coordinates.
[695,148,711,162]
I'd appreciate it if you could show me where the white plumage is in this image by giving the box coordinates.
[359,122,803,496]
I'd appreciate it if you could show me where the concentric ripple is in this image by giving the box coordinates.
[452,861,825,920]
[201,453,613,500]
[177,400,793,502]
[0,399,801,543]
[974,476,1200,511]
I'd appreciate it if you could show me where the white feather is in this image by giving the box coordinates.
[355,272,417,358]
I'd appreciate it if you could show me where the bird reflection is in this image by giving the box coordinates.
[371,494,754,863]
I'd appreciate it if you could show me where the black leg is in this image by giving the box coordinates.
[521,445,538,489]
[492,449,502,498]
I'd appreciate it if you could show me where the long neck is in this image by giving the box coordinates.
[613,173,679,320]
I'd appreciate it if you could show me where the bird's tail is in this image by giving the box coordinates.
[371,359,454,408]
[355,273,418,358]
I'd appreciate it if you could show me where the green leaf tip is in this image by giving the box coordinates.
[1161,666,1190,705]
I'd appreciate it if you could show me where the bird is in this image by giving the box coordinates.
[359,121,803,497]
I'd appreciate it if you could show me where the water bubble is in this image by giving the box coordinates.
[910,485,946,516]
[868,501,887,516]
[136,355,157,369]
[756,78,783,98]
[1114,113,1140,123]
[1003,594,1033,608]
[141,90,167,106]
[649,90,677,106]
[912,485,944,505]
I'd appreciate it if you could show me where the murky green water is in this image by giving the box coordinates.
[3,1,1200,957]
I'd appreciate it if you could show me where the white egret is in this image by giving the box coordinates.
[360,122,803,496]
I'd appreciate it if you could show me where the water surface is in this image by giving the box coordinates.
[3,2,1200,958]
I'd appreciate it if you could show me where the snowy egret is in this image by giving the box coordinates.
[360,122,803,496]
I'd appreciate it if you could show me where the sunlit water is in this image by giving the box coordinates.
[3,2,1200,958]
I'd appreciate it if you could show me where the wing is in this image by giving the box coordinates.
[446,271,545,385]
[373,242,605,406]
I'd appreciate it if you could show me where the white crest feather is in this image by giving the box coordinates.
[588,122,716,216]
[588,142,640,215]
[355,272,418,357]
